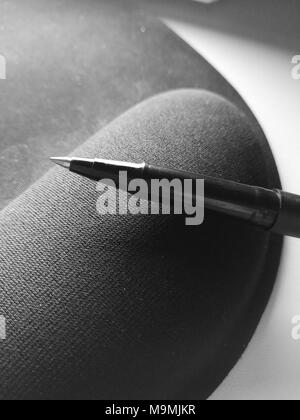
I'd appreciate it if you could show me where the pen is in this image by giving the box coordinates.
[51,157,300,238]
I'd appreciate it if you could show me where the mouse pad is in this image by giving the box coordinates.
[0,0,282,400]
[0,0,268,210]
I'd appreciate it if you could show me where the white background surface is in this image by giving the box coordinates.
[143,0,300,400]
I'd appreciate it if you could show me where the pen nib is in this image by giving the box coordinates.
[50,157,72,169]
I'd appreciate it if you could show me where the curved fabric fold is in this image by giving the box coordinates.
[0,90,282,400]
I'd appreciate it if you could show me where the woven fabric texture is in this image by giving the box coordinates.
[0,90,282,400]
[0,0,265,211]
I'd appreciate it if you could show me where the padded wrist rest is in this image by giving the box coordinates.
[0,89,282,400]
[0,0,273,211]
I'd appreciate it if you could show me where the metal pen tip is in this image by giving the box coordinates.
[50,157,72,169]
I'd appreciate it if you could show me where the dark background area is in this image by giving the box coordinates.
[140,0,300,52]
[0,0,269,211]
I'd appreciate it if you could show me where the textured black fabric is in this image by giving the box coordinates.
[0,0,259,211]
[0,90,282,400]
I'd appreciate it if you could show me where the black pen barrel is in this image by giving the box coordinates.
[144,164,280,229]
[272,191,300,238]
[68,158,300,237]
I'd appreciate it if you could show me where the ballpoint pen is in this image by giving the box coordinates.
[51,157,300,238]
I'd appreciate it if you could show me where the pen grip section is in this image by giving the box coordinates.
[146,165,280,228]
[272,191,300,238]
